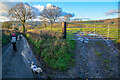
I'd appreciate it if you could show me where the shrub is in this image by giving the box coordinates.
[96,52,102,56]
[104,60,110,63]
[2,21,12,29]
[25,30,75,71]
[116,39,120,43]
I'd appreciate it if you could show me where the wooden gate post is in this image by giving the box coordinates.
[107,24,110,40]
[62,21,66,39]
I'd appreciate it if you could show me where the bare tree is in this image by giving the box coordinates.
[40,6,62,28]
[65,14,73,22]
[58,14,73,22]
[8,3,36,32]
[40,16,48,27]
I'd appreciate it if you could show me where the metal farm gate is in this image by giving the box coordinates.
[62,22,119,41]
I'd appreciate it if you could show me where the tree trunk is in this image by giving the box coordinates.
[50,20,53,28]
[50,23,53,28]
[22,23,25,32]
[44,23,46,27]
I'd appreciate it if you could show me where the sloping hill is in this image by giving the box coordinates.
[70,18,119,24]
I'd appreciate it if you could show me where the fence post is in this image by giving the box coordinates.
[94,24,96,35]
[107,24,110,40]
[62,21,66,39]
[12,23,14,30]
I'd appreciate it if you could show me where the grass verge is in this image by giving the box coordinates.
[25,30,76,71]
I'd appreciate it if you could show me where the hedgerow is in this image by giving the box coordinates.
[25,30,75,71]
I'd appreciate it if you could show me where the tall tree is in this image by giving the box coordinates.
[65,14,73,22]
[40,16,48,27]
[58,14,73,22]
[8,3,36,32]
[40,5,62,28]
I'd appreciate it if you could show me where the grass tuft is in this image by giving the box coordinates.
[104,60,110,63]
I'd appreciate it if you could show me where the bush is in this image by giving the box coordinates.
[2,21,12,29]
[116,39,120,43]
[104,60,110,63]
[25,30,75,71]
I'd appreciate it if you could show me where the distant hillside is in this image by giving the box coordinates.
[1,21,42,27]
[101,18,119,24]
[1,18,119,25]
[70,18,120,24]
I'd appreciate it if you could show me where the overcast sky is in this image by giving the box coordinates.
[0,0,119,22]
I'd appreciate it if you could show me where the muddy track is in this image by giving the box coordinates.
[71,34,118,78]
[50,33,118,78]
[73,34,118,78]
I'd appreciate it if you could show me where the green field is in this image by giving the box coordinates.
[28,23,118,39]
[3,22,119,40]
[66,23,118,39]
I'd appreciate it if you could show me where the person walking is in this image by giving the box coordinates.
[10,32,17,51]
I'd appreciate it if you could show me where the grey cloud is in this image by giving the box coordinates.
[0,2,19,16]
[32,3,75,17]
[105,9,120,16]
[1,2,19,11]
[24,2,41,16]
[82,17,91,20]
[61,11,75,17]
[0,2,19,21]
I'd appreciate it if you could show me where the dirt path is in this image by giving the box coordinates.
[71,34,118,78]
[53,33,118,78]
[2,36,42,78]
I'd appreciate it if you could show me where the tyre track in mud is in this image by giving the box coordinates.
[73,33,118,78]
[53,33,118,78]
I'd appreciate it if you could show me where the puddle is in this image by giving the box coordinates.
[21,36,37,65]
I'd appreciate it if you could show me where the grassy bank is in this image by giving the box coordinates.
[25,30,76,71]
